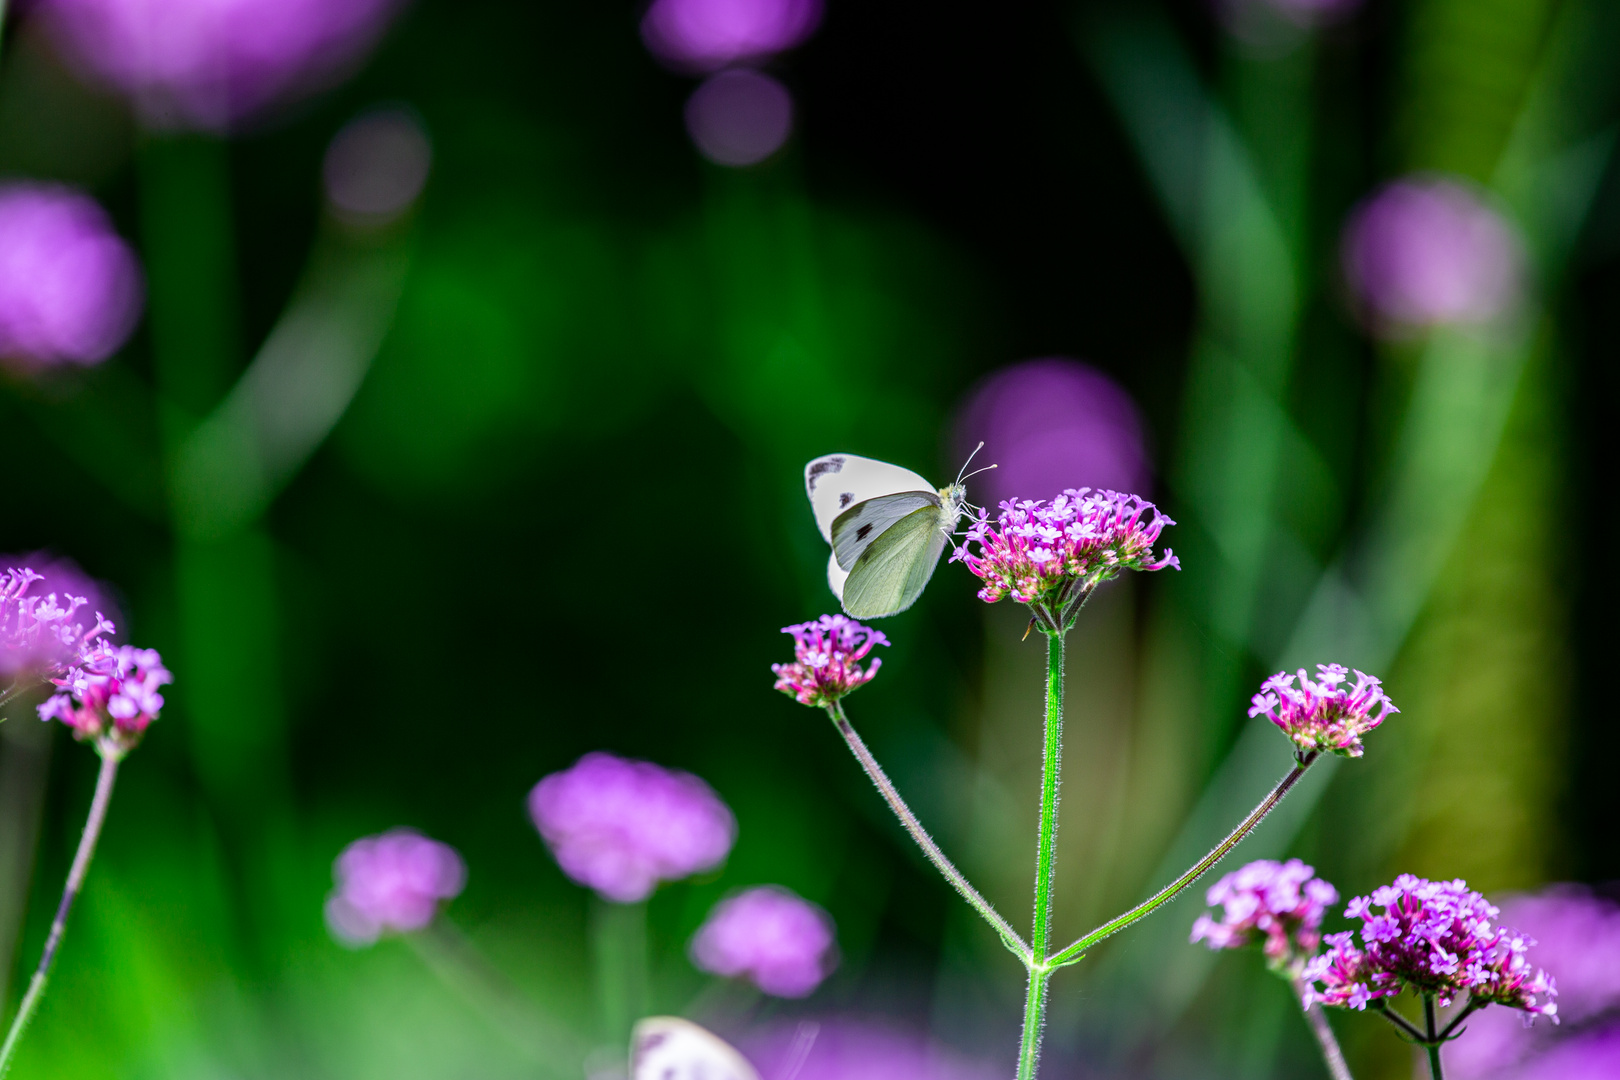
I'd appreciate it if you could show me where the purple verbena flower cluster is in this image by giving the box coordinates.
[37,643,172,755]
[951,489,1177,609]
[690,885,837,997]
[1191,858,1339,968]
[529,752,736,903]
[0,566,115,680]
[1249,663,1398,759]
[324,828,467,947]
[772,614,888,708]
[1303,874,1558,1018]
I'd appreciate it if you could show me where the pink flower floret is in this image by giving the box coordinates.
[1249,663,1397,758]
[951,489,1177,610]
[690,885,837,997]
[1303,874,1558,1021]
[771,614,887,708]
[1191,858,1338,968]
[529,752,736,903]
[325,828,466,947]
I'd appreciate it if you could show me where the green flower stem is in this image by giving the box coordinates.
[1014,628,1066,1080]
[1371,998,1427,1042]
[408,919,585,1075]
[1423,993,1445,1080]
[0,750,121,1078]
[589,898,648,1051]
[825,701,1031,963]
[1047,752,1318,968]
[1293,980,1354,1080]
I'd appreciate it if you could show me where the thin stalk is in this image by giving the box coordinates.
[0,751,121,1078]
[1014,629,1066,1080]
[408,919,584,1075]
[1049,753,1317,967]
[589,898,647,1051]
[1292,981,1354,1080]
[1423,993,1444,1080]
[1014,967,1051,1080]
[825,700,1030,962]
[1370,999,1427,1043]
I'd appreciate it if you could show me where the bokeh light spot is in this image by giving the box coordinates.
[684,69,794,168]
[323,107,432,225]
[642,0,821,72]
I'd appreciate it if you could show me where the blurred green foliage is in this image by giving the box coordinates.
[0,0,1616,1078]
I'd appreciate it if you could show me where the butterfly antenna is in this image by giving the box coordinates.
[955,440,985,484]
[959,462,998,484]
[778,1022,821,1080]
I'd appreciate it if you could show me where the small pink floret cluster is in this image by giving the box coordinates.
[38,643,171,748]
[325,828,466,947]
[1191,858,1338,966]
[1249,663,1397,759]
[771,614,888,708]
[1303,874,1558,1018]
[690,885,837,997]
[0,567,115,680]
[952,489,1178,608]
[529,752,736,903]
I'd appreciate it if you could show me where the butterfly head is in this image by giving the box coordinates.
[938,482,969,532]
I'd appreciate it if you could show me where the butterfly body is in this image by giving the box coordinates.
[804,453,968,619]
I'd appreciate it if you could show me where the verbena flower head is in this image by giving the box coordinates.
[1191,858,1339,969]
[324,828,466,947]
[529,752,736,904]
[772,614,888,708]
[1249,663,1397,759]
[951,489,1177,615]
[0,185,144,369]
[690,885,837,997]
[1445,886,1620,1080]
[0,565,116,681]
[37,643,169,757]
[1303,875,1557,1018]
[38,0,404,132]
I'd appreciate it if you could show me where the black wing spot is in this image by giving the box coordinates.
[856,523,874,540]
[839,492,854,508]
[806,457,845,493]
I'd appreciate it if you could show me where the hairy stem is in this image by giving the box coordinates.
[1049,753,1317,967]
[1371,999,1428,1043]
[0,751,121,1078]
[1293,980,1354,1080]
[825,701,1030,962]
[1015,629,1066,1080]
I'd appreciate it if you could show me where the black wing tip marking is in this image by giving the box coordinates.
[855,523,874,540]
[839,492,854,508]
[805,456,845,495]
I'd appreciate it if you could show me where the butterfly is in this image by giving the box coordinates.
[803,450,987,619]
[631,1016,761,1080]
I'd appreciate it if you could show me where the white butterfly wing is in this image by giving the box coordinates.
[831,491,941,570]
[840,504,950,619]
[631,1017,761,1080]
[805,453,936,543]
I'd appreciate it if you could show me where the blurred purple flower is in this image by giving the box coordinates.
[323,107,433,225]
[685,68,794,167]
[0,184,143,369]
[1248,663,1398,759]
[1446,887,1620,1080]
[1191,858,1338,967]
[36,0,404,131]
[954,358,1148,511]
[691,885,837,997]
[325,828,466,947]
[529,752,736,903]
[1342,176,1524,335]
[38,644,171,757]
[952,489,1177,610]
[1509,1028,1620,1080]
[772,614,888,708]
[642,0,821,72]
[0,562,116,684]
[1304,875,1557,1018]
[744,1019,999,1080]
